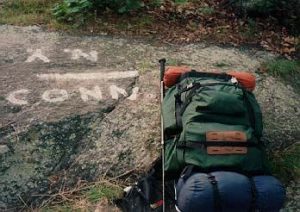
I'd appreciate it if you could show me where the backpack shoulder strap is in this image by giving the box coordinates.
[175,83,202,130]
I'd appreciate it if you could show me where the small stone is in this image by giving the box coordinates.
[4,57,13,63]
[0,145,9,154]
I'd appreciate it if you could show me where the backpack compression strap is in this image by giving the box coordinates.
[177,140,259,149]
[179,166,223,212]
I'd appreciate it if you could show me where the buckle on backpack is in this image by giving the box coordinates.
[186,82,194,89]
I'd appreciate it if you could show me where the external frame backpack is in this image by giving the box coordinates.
[163,70,270,178]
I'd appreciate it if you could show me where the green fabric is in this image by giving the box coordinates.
[163,72,269,178]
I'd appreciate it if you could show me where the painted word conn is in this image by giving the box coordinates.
[7,86,139,105]
[6,49,141,105]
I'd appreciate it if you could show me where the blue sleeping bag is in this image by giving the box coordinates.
[176,171,285,212]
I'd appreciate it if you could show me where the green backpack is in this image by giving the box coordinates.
[163,71,270,178]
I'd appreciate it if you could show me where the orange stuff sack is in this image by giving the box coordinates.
[163,66,190,87]
[227,71,256,91]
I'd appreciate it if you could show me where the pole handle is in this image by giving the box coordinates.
[159,58,166,82]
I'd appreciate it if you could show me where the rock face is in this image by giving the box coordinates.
[0,25,299,210]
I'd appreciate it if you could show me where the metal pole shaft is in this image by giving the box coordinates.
[159,58,166,212]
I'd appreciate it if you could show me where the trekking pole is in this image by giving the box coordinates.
[159,58,166,99]
[159,58,166,212]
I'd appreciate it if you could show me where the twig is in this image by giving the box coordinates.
[112,168,135,180]
[37,177,125,209]
[17,194,30,210]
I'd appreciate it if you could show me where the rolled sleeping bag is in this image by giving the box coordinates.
[163,67,256,91]
[175,171,285,212]
[253,175,286,211]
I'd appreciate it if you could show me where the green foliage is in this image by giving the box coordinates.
[174,0,188,4]
[232,0,297,14]
[261,58,300,92]
[53,0,145,23]
[166,58,184,66]
[269,143,300,183]
[148,0,162,7]
[239,0,277,13]
[198,6,215,16]
[0,0,58,25]
[84,183,122,203]
[52,0,93,23]
[40,181,122,211]
[240,18,258,38]
[1,0,57,13]
[110,0,144,13]
[231,0,300,34]
[263,59,300,78]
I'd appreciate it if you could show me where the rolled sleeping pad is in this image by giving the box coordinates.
[163,67,256,91]
[175,171,285,212]
[227,71,256,92]
[163,66,190,88]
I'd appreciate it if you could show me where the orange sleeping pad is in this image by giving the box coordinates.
[163,66,191,88]
[163,66,256,91]
[227,71,256,92]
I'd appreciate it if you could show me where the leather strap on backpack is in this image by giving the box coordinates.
[178,140,258,148]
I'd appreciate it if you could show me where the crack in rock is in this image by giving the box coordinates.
[0,80,143,209]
